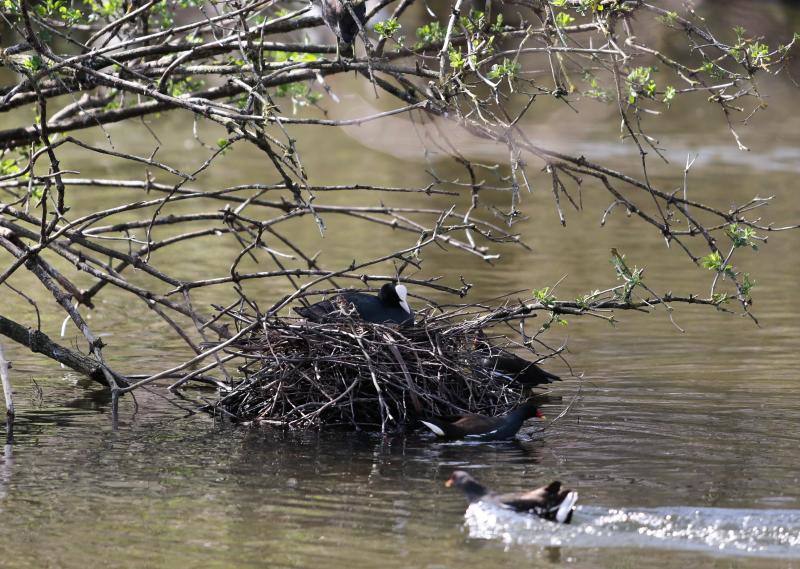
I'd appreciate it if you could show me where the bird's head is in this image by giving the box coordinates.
[445,470,489,502]
[380,282,411,314]
[518,400,545,420]
[445,470,477,489]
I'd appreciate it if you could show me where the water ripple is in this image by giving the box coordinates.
[464,502,800,558]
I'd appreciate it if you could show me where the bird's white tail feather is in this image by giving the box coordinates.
[420,420,445,437]
[555,491,578,523]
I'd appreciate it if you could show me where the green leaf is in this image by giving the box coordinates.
[741,273,756,300]
[663,85,676,106]
[626,66,657,103]
[491,13,504,34]
[448,48,465,70]
[533,287,556,307]
[488,58,520,80]
[415,21,444,48]
[459,9,485,33]
[0,158,20,175]
[726,223,759,250]
[30,185,45,201]
[2,1,21,15]
[701,251,725,270]
[168,76,204,97]
[610,249,643,301]
[658,11,678,27]
[22,54,44,72]
[374,18,401,40]
[711,292,729,306]
[554,12,574,27]
[746,41,771,66]
[272,51,319,63]
[701,251,736,278]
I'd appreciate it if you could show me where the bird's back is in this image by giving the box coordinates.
[496,481,577,522]
[349,293,413,325]
[294,300,337,322]
[320,0,366,45]
[339,0,366,45]
[480,350,561,387]
[295,292,411,325]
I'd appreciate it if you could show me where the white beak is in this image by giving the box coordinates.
[395,284,411,314]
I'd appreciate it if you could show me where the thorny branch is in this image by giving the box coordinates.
[0,0,797,412]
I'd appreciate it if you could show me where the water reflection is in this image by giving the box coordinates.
[0,388,796,568]
[0,442,12,501]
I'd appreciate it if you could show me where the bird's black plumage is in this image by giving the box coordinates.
[478,348,561,388]
[420,401,543,441]
[319,0,367,47]
[445,470,578,523]
[295,283,413,326]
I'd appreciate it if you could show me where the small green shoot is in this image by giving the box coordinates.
[747,41,771,67]
[711,292,729,306]
[555,12,574,27]
[488,58,520,80]
[449,49,466,70]
[22,55,44,72]
[658,10,679,27]
[374,18,401,40]
[0,158,20,176]
[663,85,676,106]
[701,251,736,278]
[627,66,656,104]
[415,21,444,48]
[726,223,759,250]
[741,273,755,300]
[610,249,643,302]
[533,287,557,308]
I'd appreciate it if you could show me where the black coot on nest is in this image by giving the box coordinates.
[446,470,579,523]
[419,400,543,441]
[295,282,414,326]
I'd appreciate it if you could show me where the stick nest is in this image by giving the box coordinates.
[212,305,553,431]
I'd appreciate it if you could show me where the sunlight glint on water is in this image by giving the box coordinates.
[465,502,800,558]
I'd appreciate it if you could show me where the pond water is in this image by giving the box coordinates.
[2,1,800,567]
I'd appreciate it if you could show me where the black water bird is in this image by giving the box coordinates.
[294,283,413,326]
[479,348,561,388]
[318,0,367,58]
[445,470,578,524]
[419,400,543,441]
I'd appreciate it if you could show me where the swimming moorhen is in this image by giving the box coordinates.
[445,470,578,523]
[294,283,413,326]
[477,347,561,388]
[419,400,543,441]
